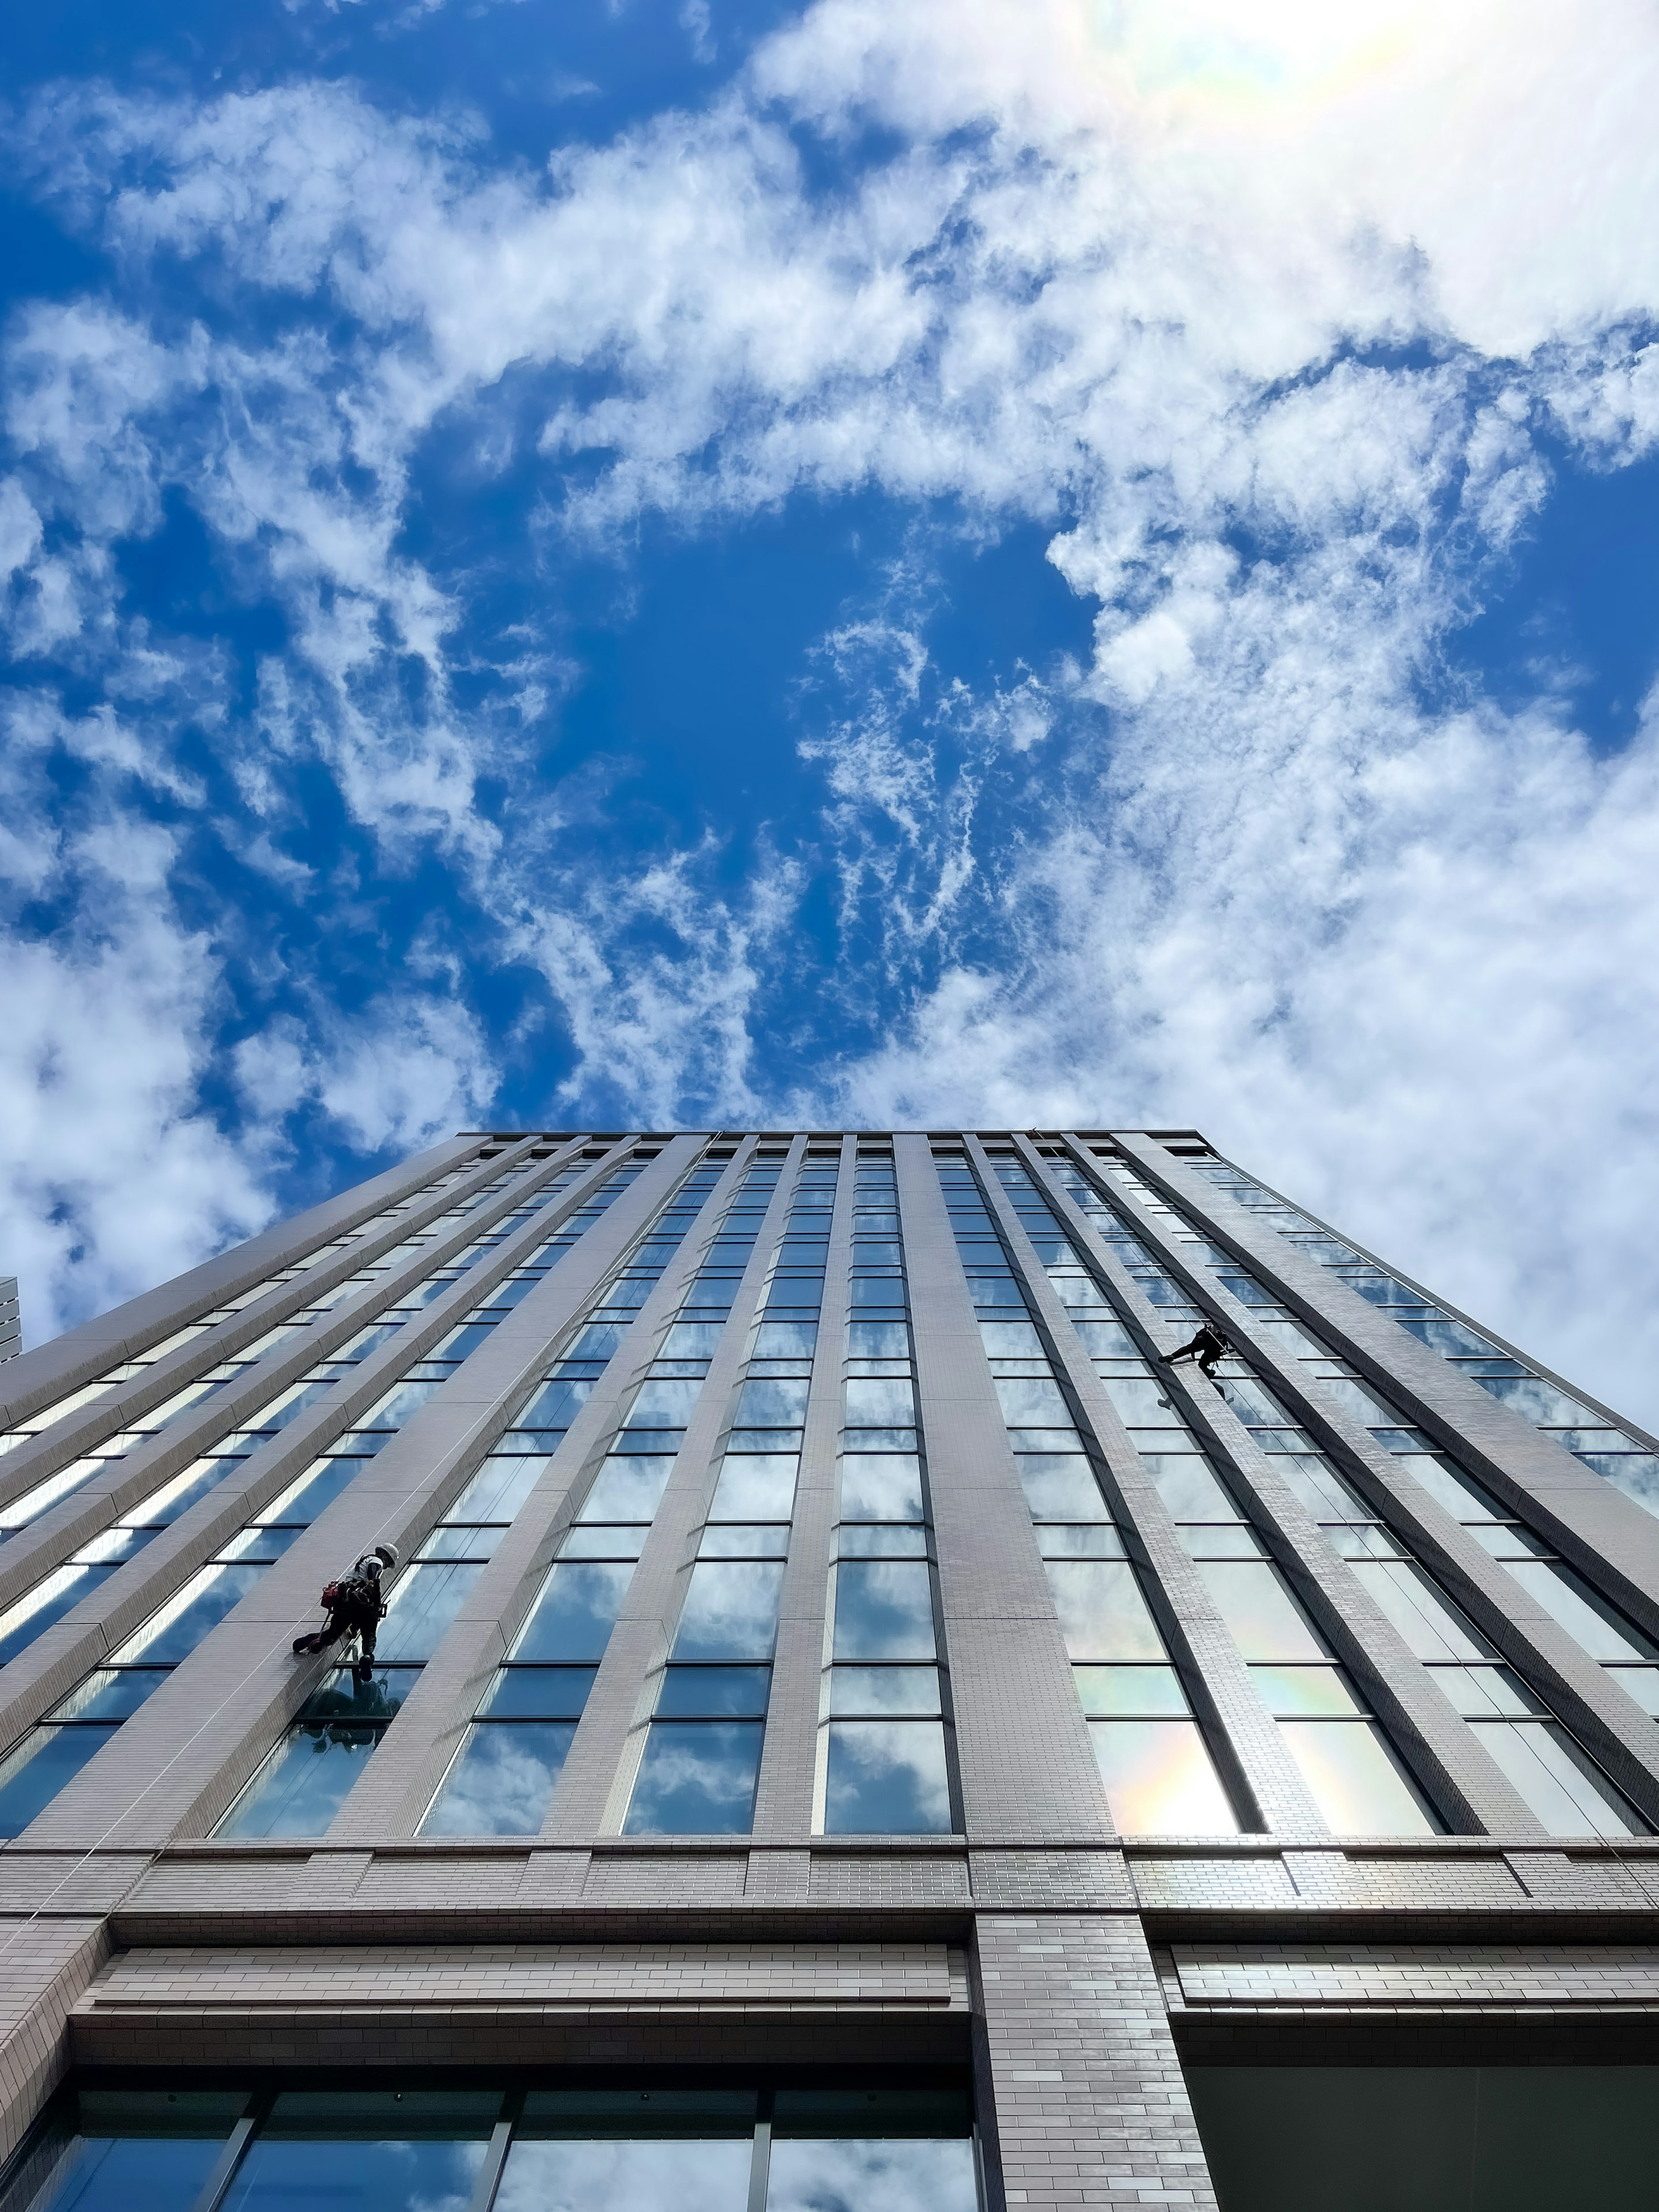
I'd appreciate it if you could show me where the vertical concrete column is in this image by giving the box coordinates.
[972,1912,1217,2212]
[752,1133,857,1843]
[894,1136,1110,1843]
[0,1917,110,2167]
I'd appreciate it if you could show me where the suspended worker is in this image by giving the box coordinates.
[1160,1321,1231,1381]
[292,1544,398,1684]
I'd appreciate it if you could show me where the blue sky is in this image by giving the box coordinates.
[3,0,1659,1430]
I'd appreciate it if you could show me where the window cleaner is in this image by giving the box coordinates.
[1160,1322,1231,1383]
[292,1544,398,1683]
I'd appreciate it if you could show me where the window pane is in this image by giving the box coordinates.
[1279,1721,1438,1834]
[1501,1560,1657,1663]
[514,1564,634,1662]
[672,1564,785,1661]
[218,1721,386,1838]
[738,1377,813,1425]
[1470,1719,1645,1839]
[579,1458,676,1522]
[48,1670,172,1723]
[1044,1561,1164,1662]
[421,1722,576,1836]
[0,1724,120,1838]
[224,2117,488,2212]
[1249,1665,1363,1717]
[832,1563,936,1660]
[111,1564,266,1664]
[767,2138,978,2212]
[698,1525,790,1557]
[1138,1454,1242,1521]
[1017,1457,1109,1521]
[839,1456,924,1521]
[625,1721,764,1834]
[1195,1562,1328,1662]
[656,1666,772,1717]
[377,1564,482,1662]
[480,1667,596,1718]
[709,1456,798,1519]
[824,1719,953,1833]
[496,2137,751,2212]
[20,2093,242,2212]
[1074,1665,1188,1717]
[1089,1719,1238,1834]
[837,1526,930,1558]
[447,1457,546,1523]
[830,1666,943,1716]
[1349,1560,1491,1662]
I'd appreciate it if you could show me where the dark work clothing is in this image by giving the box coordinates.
[292,1575,387,1666]
[1161,1325,1230,1379]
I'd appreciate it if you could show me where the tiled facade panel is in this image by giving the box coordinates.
[5,1126,1659,2212]
[973,1913,1217,2212]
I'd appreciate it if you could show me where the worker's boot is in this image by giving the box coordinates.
[355,1656,374,1684]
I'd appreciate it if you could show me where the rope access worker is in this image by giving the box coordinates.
[1160,1321,1232,1382]
[292,1544,398,1684]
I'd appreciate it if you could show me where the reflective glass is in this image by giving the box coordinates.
[1015,1457,1108,1522]
[0,1566,115,1666]
[767,2136,978,2212]
[830,1666,943,1716]
[47,1669,171,1722]
[447,1456,547,1523]
[112,1564,265,1664]
[1044,1560,1164,1662]
[839,1456,925,1521]
[559,1528,647,1560]
[1138,1455,1241,1521]
[824,1719,953,1832]
[737,1377,812,1425]
[1269,1455,1371,1522]
[223,2094,491,2212]
[250,1456,363,1527]
[497,2135,750,2212]
[625,1720,764,1833]
[627,1378,705,1426]
[1250,1665,1363,1716]
[673,1563,785,1660]
[993,1377,1071,1426]
[514,1564,634,1662]
[1501,1560,1657,1663]
[1099,1376,1182,1424]
[836,1525,930,1558]
[1036,1526,1125,1558]
[1605,1665,1659,1716]
[1089,1719,1238,1833]
[0,1724,119,1838]
[376,1563,481,1662]
[1074,1665,1189,1716]
[1179,1526,1266,1559]
[579,1458,676,1522]
[1347,1560,1492,1663]
[1469,1719,1644,1838]
[18,2092,242,2212]
[832,1563,937,1659]
[422,1722,576,1834]
[657,1666,772,1717]
[481,1666,596,1717]
[1280,1721,1438,1834]
[1196,1563,1328,1662]
[218,1717,386,1837]
[698,1525,789,1557]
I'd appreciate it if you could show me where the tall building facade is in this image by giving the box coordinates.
[1,1128,1658,2211]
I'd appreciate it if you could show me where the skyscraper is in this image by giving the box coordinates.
[1,1128,1657,2212]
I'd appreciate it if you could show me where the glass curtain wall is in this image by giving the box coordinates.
[818,1149,955,1836]
[1183,1155,1659,1516]
[3,2079,979,2212]
[1046,1152,1650,1838]
[429,1150,788,1835]
[223,1154,737,1839]
[626,1148,827,1834]
[935,1150,1239,1835]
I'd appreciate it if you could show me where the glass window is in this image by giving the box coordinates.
[513,1564,634,1662]
[767,2097,977,2212]
[223,2092,495,2212]
[672,1564,785,1661]
[1044,1560,1165,1662]
[1017,1456,1109,1521]
[1277,1721,1438,1834]
[832,1563,936,1660]
[1194,1562,1329,1663]
[1469,1719,1645,1840]
[449,1456,547,1523]
[376,1563,482,1662]
[0,1725,120,1840]
[824,1719,953,1833]
[625,1722,765,1834]
[217,1670,412,1839]
[579,1457,676,1522]
[1090,1720,1238,1833]
[830,1666,942,1716]
[499,2095,753,2212]
[105,1563,265,1665]
[9,2089,245,2212]
[422,1722,577,1836]
[710,1456,799,1519]
[836,1453,924,1524]
[1348,1560,1491,1663]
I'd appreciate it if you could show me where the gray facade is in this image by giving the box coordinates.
[0,1281,17,1367]
[2,1128,1659,2212]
